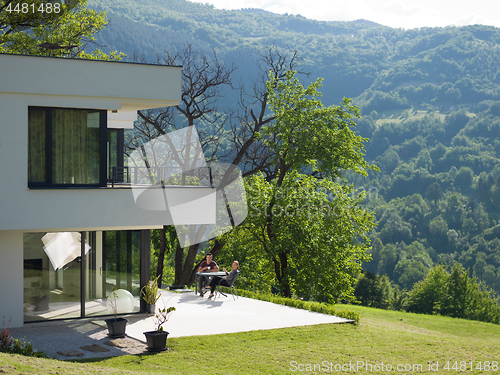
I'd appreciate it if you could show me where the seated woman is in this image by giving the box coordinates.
[207,261,239,299]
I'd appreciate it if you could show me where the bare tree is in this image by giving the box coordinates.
[131,45,235,286]
[131,44,303,287]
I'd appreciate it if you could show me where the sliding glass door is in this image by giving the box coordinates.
[23,230,145,323]
[85,231,141,317]
[23,232,84,322]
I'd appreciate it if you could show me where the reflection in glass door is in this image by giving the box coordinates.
[23,232,85,322]
[24,230,143,323]
[85,231,141,317]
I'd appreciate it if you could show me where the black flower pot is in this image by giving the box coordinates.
[146,304,156,314]
[143,331,169,352]
[105,317,128,338]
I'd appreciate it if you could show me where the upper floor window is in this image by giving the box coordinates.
[28,107,107,187]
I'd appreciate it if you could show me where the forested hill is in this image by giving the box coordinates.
[88,0,500,111]
[87,0,500,298]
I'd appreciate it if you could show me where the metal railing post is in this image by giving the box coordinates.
[209,166,214,188]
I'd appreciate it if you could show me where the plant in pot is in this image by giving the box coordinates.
[104,289,128,338]
[143,301,175,352]
[141,276,161,314]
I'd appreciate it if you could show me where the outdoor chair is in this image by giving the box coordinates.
[214,271,239,300]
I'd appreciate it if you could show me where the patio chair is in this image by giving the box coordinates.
[214,271,239,300]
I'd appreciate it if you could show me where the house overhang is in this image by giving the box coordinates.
[0,53,181,112]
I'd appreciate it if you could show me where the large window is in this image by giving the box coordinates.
[28,107,107,187]
[23,230,145,323]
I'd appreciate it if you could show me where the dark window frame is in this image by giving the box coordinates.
[107,128,125,182]
[28,106,108,188]
[23,230,151,323]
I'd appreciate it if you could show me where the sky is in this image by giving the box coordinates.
[187,0,500,30]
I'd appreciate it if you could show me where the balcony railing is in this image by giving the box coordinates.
[108,166,213,188]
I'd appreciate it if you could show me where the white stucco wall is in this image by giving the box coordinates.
[0,231,24,328]
[0,93,216,232]
[0,54,216,231]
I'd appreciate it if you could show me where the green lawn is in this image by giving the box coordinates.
[1,304,499,374]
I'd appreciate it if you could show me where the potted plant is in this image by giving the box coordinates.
[104,289,128,338]
[141,276,161,314]
[32,294,50,311]
[143,301,175,352]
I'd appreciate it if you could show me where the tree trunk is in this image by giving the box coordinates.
[209,237,225,258]
[263,165,292,298]
[176,243,200,286]
[278,251,291,298]
[174,243,184,285]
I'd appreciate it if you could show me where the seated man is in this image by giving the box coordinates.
[198,253,218,296]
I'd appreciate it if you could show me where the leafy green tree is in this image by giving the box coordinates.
[405,241,434,268]
[426,182,443,206]
[462,201,489,236]
[415,149,432,170]
[354,271,393,309]
[232,172,375,302]
[0,0,122,59]
[442,193,465,230]
[407,265,448,314]
[441,263,500,323]
[263,70,376,181]
[473,252,488,279]
[446,229,461,253]
[429,215,449,250]
[237,70,378,299]
[377,243,397,278]
[429,142,446,163]
[211,219,276,295]
[442,263,475,318]
[455,166,473,188]
[483,266,500,293]
[393,258,429,290]
[379,149,400,173]
[405,263,500,323]
[378,210,412,244]
[364,237,382,274]
[445,110,469,138]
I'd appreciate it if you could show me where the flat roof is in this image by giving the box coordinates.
[0,52,182,68]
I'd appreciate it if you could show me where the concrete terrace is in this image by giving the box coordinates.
[10,289,352,360]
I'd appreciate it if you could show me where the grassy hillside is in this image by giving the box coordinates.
[1,305,499,374]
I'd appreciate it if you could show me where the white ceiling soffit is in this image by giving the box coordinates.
[107,110,138,129]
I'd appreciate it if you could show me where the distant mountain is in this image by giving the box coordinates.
[239,8,276,16]
[89,0,500,112]
[88,0,386,104]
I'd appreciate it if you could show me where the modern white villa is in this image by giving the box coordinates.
[0,53,216,328]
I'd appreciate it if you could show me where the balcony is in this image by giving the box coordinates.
[108,166,213,188]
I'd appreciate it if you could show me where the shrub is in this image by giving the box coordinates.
[0,317,46,357]
[237,290,360,324]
